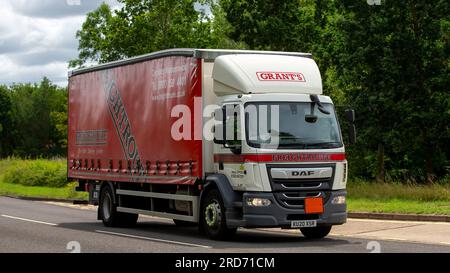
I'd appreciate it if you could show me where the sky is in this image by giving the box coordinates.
[0,0,121,87]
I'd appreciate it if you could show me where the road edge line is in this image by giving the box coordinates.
[1,214,57,226]
[95,229,212,249]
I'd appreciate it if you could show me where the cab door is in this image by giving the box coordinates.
[213,103,265,191]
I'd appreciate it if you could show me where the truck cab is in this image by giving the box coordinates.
[200,53,351,239]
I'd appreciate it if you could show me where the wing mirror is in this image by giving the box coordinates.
[344,109,356,144]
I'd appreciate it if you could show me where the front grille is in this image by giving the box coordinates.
[271,177,331,191]
[274,191,331,209]
[267,163,335,209]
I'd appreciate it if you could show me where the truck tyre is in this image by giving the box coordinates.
[99,186,138,227]
[201,189,237,240]
[300,226,332,239]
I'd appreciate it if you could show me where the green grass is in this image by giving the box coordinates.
[347,179,450,202]
[0,158,87,200]
[347,178,450,215]
[0,180,87,200]
[0,158,14,173]
[347,198,450,215]
[2,158,67,187]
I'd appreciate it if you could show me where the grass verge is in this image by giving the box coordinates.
[347,178,450,215]
[0,180,87,200]
[0,158,87,200]
[347,198,450,215]
[2,158,67,187]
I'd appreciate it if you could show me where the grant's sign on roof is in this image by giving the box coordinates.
[213,54,322,95]
[256,72,306,82]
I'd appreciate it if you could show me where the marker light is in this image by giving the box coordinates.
[246,198,272,207]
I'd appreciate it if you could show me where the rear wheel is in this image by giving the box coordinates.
[99,185,138,227]
[200,189,237,240]
[300,226,332,239]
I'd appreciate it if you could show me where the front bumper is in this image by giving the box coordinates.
[226,190,347,228]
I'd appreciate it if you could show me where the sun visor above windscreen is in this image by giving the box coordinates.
[212,54,323,96]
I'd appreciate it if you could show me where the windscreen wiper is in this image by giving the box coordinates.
[305,94,330,123]
[304,142,341,148]
[278,142,307,149]
[310,94,330,115]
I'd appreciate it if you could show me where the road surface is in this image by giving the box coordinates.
[0,197,449,253]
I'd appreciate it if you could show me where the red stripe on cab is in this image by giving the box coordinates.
[213,153,346,163]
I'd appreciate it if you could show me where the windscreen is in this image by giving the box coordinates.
[245,102,343,149]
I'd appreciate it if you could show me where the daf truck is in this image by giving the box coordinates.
[68,48,355,240]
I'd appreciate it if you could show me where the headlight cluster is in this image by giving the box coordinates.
[246,198,272,207]
[331,195,346,205]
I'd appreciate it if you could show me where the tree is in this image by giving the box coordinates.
[50,98,68,152]
[219,0,449,182]
[220,0,319,52]
[0,86,12,157]
[70,0,239,67]
[8,78,67,157]
[324,0,449,183]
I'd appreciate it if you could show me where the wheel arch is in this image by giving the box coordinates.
[198,174,239,239]
[200,174,241,209]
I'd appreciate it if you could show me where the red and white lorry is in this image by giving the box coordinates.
[68,49,355,240]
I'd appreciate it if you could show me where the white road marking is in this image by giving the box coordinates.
[95,229,212,249]
[1,214,57,226]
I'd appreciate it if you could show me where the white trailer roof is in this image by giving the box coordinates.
[212,54,322,95]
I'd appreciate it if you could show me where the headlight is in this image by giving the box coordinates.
[246,198,272,207]
[331,195,346,204]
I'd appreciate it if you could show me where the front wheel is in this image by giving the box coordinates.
[200,189,237,240]
[300,226,332,239]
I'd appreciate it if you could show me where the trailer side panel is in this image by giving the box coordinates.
[68,56,202,184]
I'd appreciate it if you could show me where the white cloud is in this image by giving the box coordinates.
[10,0,116,18]
[0,55,69,86]
[0,0,120,87]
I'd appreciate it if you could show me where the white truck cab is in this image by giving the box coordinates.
[201,52,352,238]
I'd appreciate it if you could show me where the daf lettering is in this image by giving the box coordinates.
[292,170,315,176]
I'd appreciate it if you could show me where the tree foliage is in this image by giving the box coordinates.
[219,0,449,182]
[323,0,450,182]
[2,78,67,158]
[69,0,242,67]
[0,86,13,157]
[220,0,320,52]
